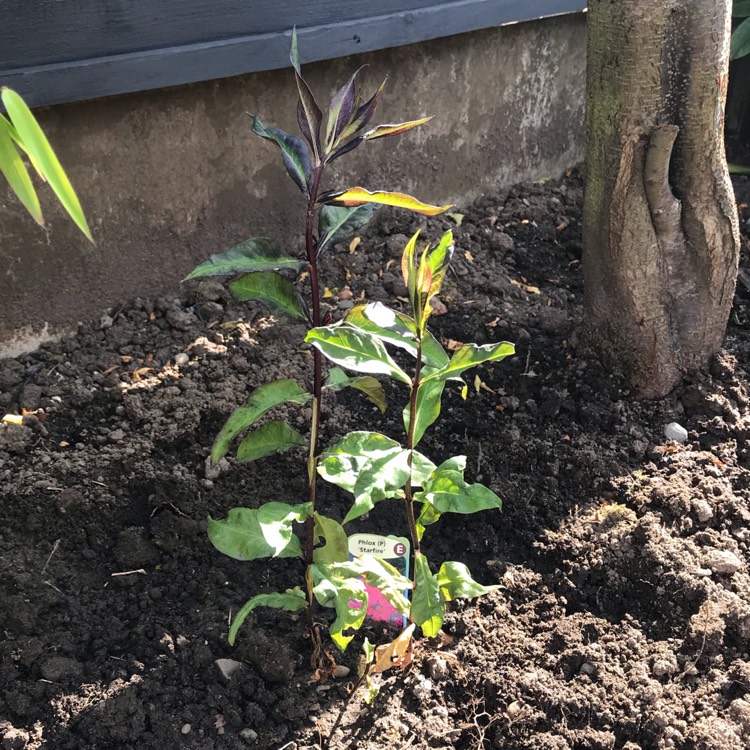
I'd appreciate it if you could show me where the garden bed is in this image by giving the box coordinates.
[2,169,750,749]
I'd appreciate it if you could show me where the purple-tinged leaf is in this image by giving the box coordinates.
[341,78,387,141]
[328,136,364,163]
[326,68,363,151]
[251,116,311,193]
[364,116,433,141]
[290,29,323,159]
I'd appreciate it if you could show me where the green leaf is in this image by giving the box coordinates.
[324,367,386,412]
[229,271,305,319]
[313,513,349,563]
[344,303,449,370]
[317,204,377,252]
[735,0,750,17]
[437,561,496,602]
[251,115,311,192]
[306,326,410,383]
[729,163,750,174]
[211,379,310,463]
[422,342,515,384]
[184,237,303,280]
[415,501,441,541]
[228,587,306,645]
[412,552,444,637]
[207,502,312,561]
[324,187,452,216]
[317,431,435,523]
[418,459,502,515]
[236,420,305,463]
[290,28,323,158]
[332,556,412,615]
[0,115,42,224]
[311,562,368,651]
[732,16,750,59]
[423,231,454,326]
[2,88,92,240]
[403,378,446,447]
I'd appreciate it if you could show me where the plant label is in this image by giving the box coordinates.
[348,533,410,627]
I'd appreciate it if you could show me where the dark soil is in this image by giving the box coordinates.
[4,168,750,750]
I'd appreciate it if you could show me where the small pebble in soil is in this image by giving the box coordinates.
[239,728,258,744]
[174,352,189,366]
[704,548,744,575]
[181,724,191,735]
[425,655,449,681]
[664,422,688,443]
[333,665,350,678]
[215,658,243,682]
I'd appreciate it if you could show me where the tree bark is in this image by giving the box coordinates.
[583,0,740,398]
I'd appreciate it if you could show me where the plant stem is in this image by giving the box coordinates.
[404,338,423,557]
[303,164,325,651]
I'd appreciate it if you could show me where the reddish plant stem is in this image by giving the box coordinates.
[303,164,325,641]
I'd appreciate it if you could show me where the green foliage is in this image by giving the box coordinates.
[210,379,310,464]
[187,31,458,656]
[185,30,512,671]
[313,229,514,650]
[229,588,306,645]
[0,88,92,239]
[732,1,750,59]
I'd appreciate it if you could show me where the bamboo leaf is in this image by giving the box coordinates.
[236,420,305,463]
[207,502,311,561]
[437,561,497,602]
[732,16,750,58]
[211,379,311,463]
[363,116,433,141]
[324,367,386,412]
[229,271,306,319]
[0,115,42,224]
[323,187,452,216]
[228,587,306,645]
[313,513,349,564]
[317,204,377,252]
[2,88,92,240]
[403,378,447,447]
[184,237,303,280]
[412,552,444,637]
[251,115,311,193]
[305,326,410,383]
[422,342,515,384]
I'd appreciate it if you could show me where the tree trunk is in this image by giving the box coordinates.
[583,0,740,398]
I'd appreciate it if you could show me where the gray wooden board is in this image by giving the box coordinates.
[0,0,586,107]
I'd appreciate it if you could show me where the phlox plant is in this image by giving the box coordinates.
[185,30,514,667]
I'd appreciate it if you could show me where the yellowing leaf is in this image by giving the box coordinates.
[363,117,433,140]
[323,287,335,298]
[473,374,482,393]
[509,278,541,295]
[443,338,463,352]
[2,414,23,424]
[349,236,361,253]
[326,187,452,217]
[371,623,415,674]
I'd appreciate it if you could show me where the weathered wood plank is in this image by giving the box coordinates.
[0,0,585,106]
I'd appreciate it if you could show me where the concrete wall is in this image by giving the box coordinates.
[0,13,586,356]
